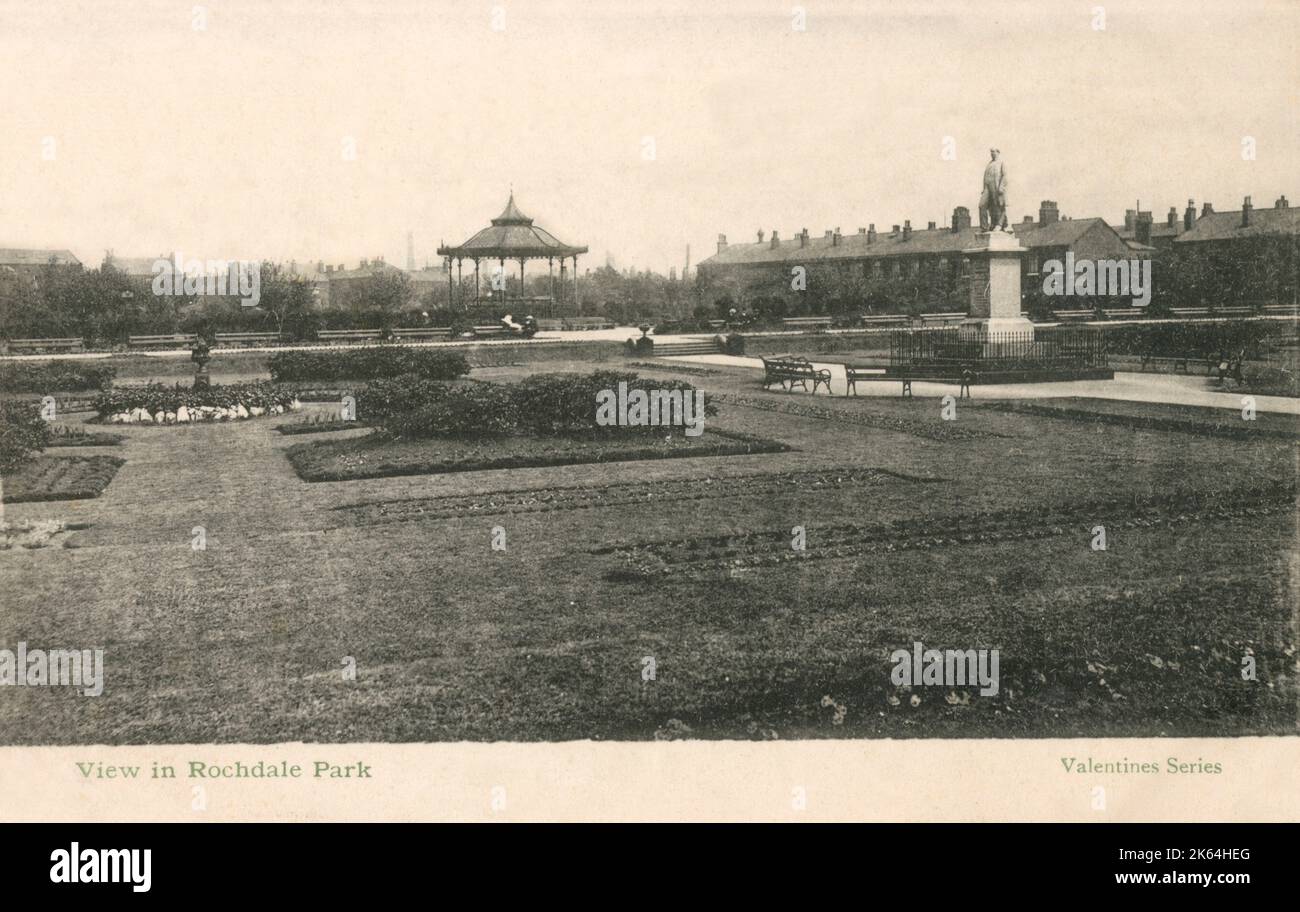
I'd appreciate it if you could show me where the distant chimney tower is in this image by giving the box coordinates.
[1184,199,1196,230]
[951,207,971,232]
[406,231,415,271]
[1276,195,1290,209]
[1242,195,1253,227]
[867,224,877,243]
[1039,200,1059,225]
[1201,201,1214,217]
[770,231,780,250]
[902,220,912,240]
[716,233,727,253]
[799,228,809,248]
[757,229,765,243]
[683,244,690,279]
[1167,206,1178,228]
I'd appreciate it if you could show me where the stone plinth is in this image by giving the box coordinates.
[961,230,1035,339]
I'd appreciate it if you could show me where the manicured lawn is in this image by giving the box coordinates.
[1,455,125,503]
[0,364,1294,744]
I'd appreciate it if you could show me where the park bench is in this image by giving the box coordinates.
[215,331,281,347]
[1261,304,1299,317]
[1138,351,1194,373]
[6,337,85,353]
[849,363,977,398]
[1102,308,1145,320]
[761,356,832,394]
[128,333,196,349]
[317,329,383,344]
[1169,307,1211,319]
[918,312,967,327]
[783,316,832,331]
[708,320,727,331]
[861,314,910,328]
[391,327,451,341]
[1051,310,1093,322]
[472,325,508,339]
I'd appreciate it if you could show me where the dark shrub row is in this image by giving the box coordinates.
[93,382,297,417]
[357,370,717,439]
[0,362,116,393]
[1103,321,1282,358]
[0,400,52,474]
[267,347,471,383]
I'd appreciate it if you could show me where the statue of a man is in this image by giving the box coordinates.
[979,148,1008,231]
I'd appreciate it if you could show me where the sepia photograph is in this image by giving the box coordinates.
[0,0,1296,850]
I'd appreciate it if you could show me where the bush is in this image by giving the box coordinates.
[0,400,52,474]
[356,370,717,439]
[93,381,296,418]
[267,347,471,383]
[0,362,116,393]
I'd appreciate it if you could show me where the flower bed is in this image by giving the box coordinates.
[268,347,471,383]
[1,455,125,502]
[93,382,301,424]
[46,427,125,447]
[286,427,789,481]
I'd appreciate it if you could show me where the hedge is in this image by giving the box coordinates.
[0,400,52,474]
[356,370,716,439]
[0,362,116,393]
[267,347,470,383]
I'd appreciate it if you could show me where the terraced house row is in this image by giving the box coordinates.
[697,194,1299,313]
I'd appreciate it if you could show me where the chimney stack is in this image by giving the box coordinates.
[823,229,833,241]
[770,230,780,250]
[1184,199,1196,230]
[757,229,765,243]
[857,227,866,235]
[1242,195,1253,227]
[1124,209,1136,231]
[867,224,877,244]
[902,220,912,240]
[1201,201,1214,217]
[927,221,936,230]
[1135,212,1153,245]
[1277,195,1290,209]
[716,233,727,253]
[799,228,809,247]
[951,206,971,232]
[832,228,842,247]
[1167,207,1178,228]
[1039,200,1059,225]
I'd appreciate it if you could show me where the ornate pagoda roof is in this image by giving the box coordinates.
[437,194,588,260]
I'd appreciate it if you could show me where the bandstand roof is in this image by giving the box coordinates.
[437,194,588,260]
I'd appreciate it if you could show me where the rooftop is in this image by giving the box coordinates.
[0,248,81,268]
[438,194,588,260]
[700,217,1119,267]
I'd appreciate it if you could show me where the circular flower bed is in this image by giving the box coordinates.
[94,382,301,425]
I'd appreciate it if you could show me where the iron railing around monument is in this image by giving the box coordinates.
[889,326,1109,370]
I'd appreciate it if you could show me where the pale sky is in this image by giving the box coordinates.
[2,0,1296,273]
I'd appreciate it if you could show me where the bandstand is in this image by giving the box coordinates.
[436,194,588,313]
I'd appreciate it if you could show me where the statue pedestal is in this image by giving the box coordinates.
[960,230,1035,341]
